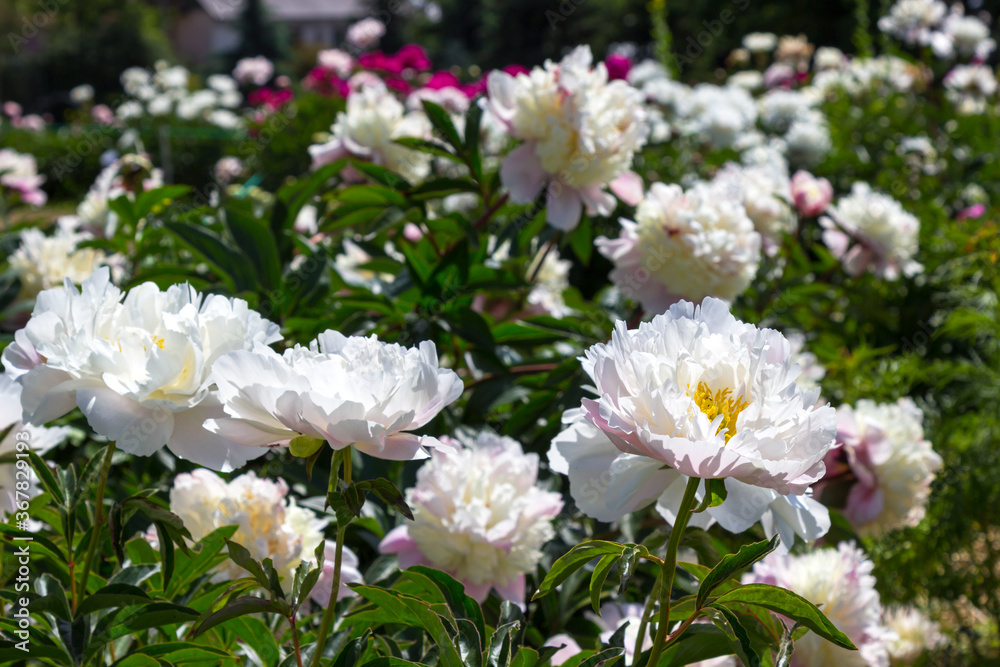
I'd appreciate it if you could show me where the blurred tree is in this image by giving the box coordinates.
[232,0,286,62]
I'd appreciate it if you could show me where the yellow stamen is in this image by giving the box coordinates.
[152,336,165,349]
[692,381,749,444]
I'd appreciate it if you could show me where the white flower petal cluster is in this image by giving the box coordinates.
[568,298,837,495]
[877,0,947,45]
[711,156,796,253]
[833,398,942,536]
[934,10,996,60]
[379,431,563,605]
[9,227,120,300]
[232,57,273,86]
[810,56,924,97]
[117,63,242,126]
[820,182,922,280]
[0,148,47,206]
[161,469,361,601]
[488,45,648,230]
[549,408,831,551]
[2,268,281,471]
[62,153,164,238]
[0,376,73,522]
[745,543,893,667]
[596,182,761,312]
[333,239,396,294]
[883,606,945,663]
[785,332,826,392]
[944,64,998,115]
[743,32,778,53]
[526,248,576,318]
[346,18,386,50]
[309,85,432,184]
[207,331,462,461]
[879,0,994,61]
[680,84,757,150]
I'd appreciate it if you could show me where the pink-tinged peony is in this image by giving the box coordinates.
[822,398,942,537]
[487,45,649,230]
[379,432,562,606]
[549,408,832,552]
[595,181,761,312]
[346,17,386,50]
[791,170,833,217]
[91,104,116,125]
[1,268,282,471]
[572,298,837,496]
[317,49,355,78]
[205,330,462,462]
[820,182,923,280]
[310,541,364,605]
[308,84,432,183]
[0,148,47,207]
[232,56,274,86]
[605,54,633,80]
[2,101,22,118]
[744,543,892,666]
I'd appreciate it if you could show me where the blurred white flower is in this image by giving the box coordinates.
[567,298,837,495]
[318,49,355,78]
[526,247,576,318]
[585,603,652,666]
[154,65,190,90]
[878,0,947,45]
[712,158,796,254]
[487,45,648,230]
[933,10,995,60]
[121,67,151,95]
[379,431,562,605]
[745,543,893,667]
[232,57,273,86]
[944,64,997,115]
[543,634,582,666]
[214,156,244,185]
[346,18,386,50]
[814,46,846,70]
[820,182,922,280]
[2,268,281,471]
[785,332,826,391]
[207,74,238,94]
[784,115,832,165]
[309,85,432,183]
[681,84,757,149]
[70,84,94,104]
[728,70,764,91]
[206,331,462,461]
[9,228,119,300]
[596,181,761,311]
[829,398,942,536]
[333,239,395,293]
[0,148,47,206]
[883,606,945,664]
[743,32,778,53]
[67,154,164,237]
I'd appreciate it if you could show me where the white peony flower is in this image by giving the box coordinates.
[66,154,164,238]
[206,331,462,461]
[549,408,831,552]
[785,332,826,391]
[814,47,846,70]
[883,606,945,664]
[596,181,761,312]
[309,85,432,184]
[346,18,386,50]
[827,398,942,536]
[711,158,796,254]
[160,469,361,599]
[820,182,922,280]
[784,115,832,166]
[758,89,816,133]
[744,543,893,667]
[0,376,74,522]
[333,239,394,294]
[379,431,563,605]
[0,148,47,206]
[1,268,281,471]
[70,84,94,104]
[569,298,837,495]
[9,227,119,300]
[681,84,758,150]
[317,49,355,78]
[487,45,648,230]
[878,0,947,45]
[743,32,778,53]
[933,10,995,60]
[526,247,576,318]
[728,70,764,91]
[944,64,997,115]
[232,57,273,86]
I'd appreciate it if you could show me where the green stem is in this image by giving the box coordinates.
[645,476,701,667]
[633,573,661,660]
[76,442,116,612]
[310,449,353,667]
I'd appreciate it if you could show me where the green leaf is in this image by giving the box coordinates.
[463,101,484,180]
[163,220,257,292]
[533,541,645,601]
[27,450,64,506]
[224,540,270,589]
[350,160,412,190]
[154,522,176,591]
[126,642,235,663]
[421,100,464,152]
[76,584,152,616]
[658,625,737,666]
[693,479,727,514]
[696,535,780,609]
[617,545,642,596]
[357,478,414,520]
[456,619,482,667]
[486,621,518,667]
[332,629,372,667]
[393,137,463,162]
[289,435,326,459]
[441,306,495,349]
[714,584,856,650]
[407,566,486,641]
[114,603,199,633]
[134,184,192,219]
[590,554,618,613]
[567,216,593,265]
[225,203,282,289]
[189,596,286,638]
[704,604,760,667]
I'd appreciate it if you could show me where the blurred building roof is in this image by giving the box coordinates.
[196,0,366,22]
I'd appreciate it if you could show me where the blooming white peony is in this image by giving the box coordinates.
[930,8,995,60]
[784,115,832,166]
[883,606,945,663]
[827,398,942,536]
[309,85,432,184]
[1,268,281,471]
[680,84,758,150]
[487,45,648,230]
[549,408,831,552]
[571,298,837,495]
[159,469,361,600]
[0,376,74,522]
[878,0,947,46]
[820,182,922,280]
[232,57,273,86]
[944,65,998,115]
[745,543,892,667]
[206,330,462,461]
[379,431,563,605]
[711,158,796,254]
[9,228,119,300]
[596,181,761,312]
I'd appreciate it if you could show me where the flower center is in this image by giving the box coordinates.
[152,336,165,349]
[692,381,748,444]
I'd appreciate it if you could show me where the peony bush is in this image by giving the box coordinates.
[2,2,999,665]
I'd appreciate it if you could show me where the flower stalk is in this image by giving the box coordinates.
[75,441,116,613]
